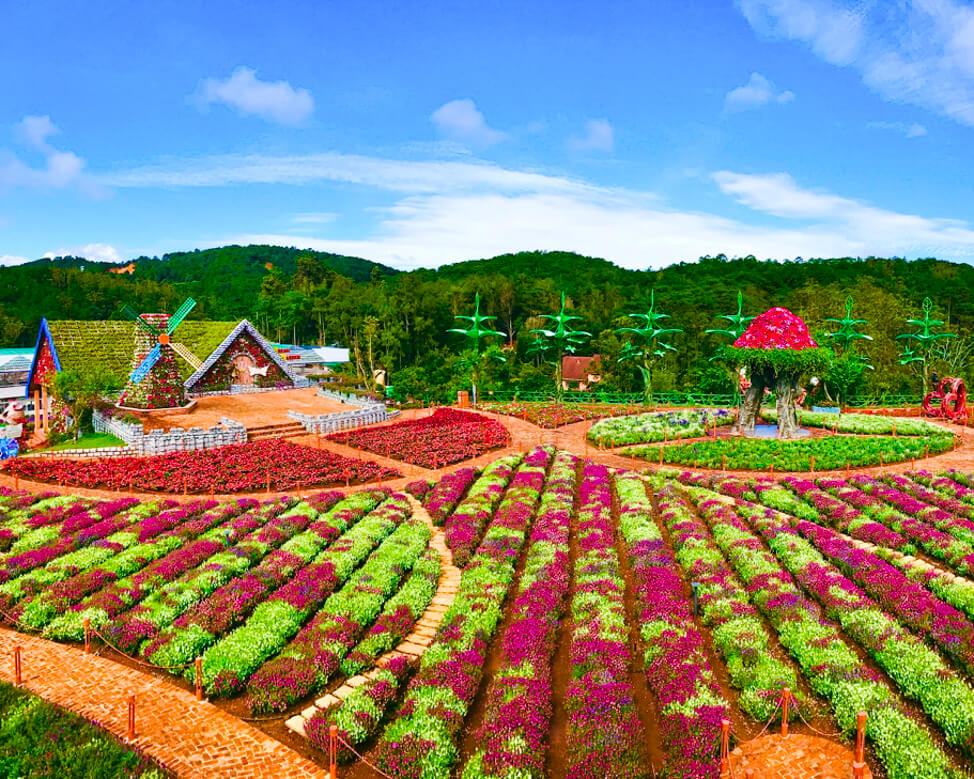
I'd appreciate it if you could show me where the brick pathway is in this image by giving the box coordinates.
[730,733,871,778]
[0,627,329,779]
[284,494,462,738]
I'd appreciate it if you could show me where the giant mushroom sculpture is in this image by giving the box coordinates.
[723,307,831,439]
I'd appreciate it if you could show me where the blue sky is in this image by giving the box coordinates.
[2,0,974,269]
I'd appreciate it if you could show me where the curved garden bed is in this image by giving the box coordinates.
[1,440,400,493]
[587,408,734,446]
[623,432,954,471]
[328,408,509,467]
[479,401,647,428]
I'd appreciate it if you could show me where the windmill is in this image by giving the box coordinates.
[119,298,200,409]
[123,298,201,382]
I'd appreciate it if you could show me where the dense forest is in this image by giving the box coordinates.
[2,245,972,400]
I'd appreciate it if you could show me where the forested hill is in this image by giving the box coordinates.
[0,245,395,343]
[1,245,973,398]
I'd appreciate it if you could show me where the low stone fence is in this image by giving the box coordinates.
[288,403,395,435]
[24,445,136,459]
[316,386,377,406]
[93,410,247,456]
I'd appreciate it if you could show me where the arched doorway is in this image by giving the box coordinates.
[233,354,257,385]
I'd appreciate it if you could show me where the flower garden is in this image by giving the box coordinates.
[328,408,509,468]
[2,440,400,493]
[479,401,643,428]
[3,416,974,779]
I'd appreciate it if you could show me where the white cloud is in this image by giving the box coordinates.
[430,99,506,147]
[724,73,795,112]
[15,115,58,151]
[869,120,928,138]
[567,119,615,152]
[100,151,599,198]
[713,170,974,255]
[0,116,87,191]
[738,0,974,127]
[43,243,121,263]
[291,212,337,224]
[215,168,974,270]
[0,254,31,266]
[194,66,314,125]
[96,147,974,269]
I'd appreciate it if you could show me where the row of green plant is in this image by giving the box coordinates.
[0,681,171,778]
[587,408,733,446]
[624,433,954,471]
[763,409,948,436]
[686,487,961,779]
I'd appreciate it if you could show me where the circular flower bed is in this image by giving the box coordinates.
[588,409,733,446]
[623,432,954,471]
[3,440,400,493]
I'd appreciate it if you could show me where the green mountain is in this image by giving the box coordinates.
[1,245,971,399]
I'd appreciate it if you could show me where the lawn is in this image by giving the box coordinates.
[43,433,127,451]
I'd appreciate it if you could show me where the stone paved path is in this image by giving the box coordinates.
[730,733,871,779]
[284,494,462,738]
[0,626,330,779]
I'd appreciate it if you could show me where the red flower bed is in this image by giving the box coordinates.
[481,401,643,429]
[3,440,399,494]
[329,408,509,468]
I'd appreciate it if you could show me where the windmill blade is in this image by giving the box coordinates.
[166,297,197,334]
[169,341,202,369]
[130,344,161,384]
[120,304,161,335]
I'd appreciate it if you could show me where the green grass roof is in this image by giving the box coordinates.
[47,320,238,381]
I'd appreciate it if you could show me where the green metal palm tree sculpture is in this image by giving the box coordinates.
[896,297,956,393]
[826,296,873,352]
[705,290,754,342]
[530,292,591,395]
[616,290,682,403]
[447,292,506,405]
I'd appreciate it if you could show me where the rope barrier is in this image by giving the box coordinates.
[334,732,399,779]
[0,605,42,635]
[89,625,196,671]
[790,697,844,738]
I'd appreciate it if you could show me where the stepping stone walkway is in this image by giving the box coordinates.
[0,626,328,779]
[730,733,872,778]
[284,494,462,738]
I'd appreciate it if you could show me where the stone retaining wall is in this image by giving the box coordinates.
[93,410,247,456]
[316,386,376,405]
[287,403,395,434]
[24,445,136,459]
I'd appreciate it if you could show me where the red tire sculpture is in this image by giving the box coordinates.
[923,377,967,421]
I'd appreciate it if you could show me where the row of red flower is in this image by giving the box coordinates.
[329,408,509,468]
[2,440,400,493]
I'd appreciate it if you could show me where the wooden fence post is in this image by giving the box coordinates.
[195,657,203,701]
[14,646,22,686]
[329,724,338,779]
[852,711,868,778]
[781,688,791,736]
[719,718,731,779]
[126,695,136,741]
